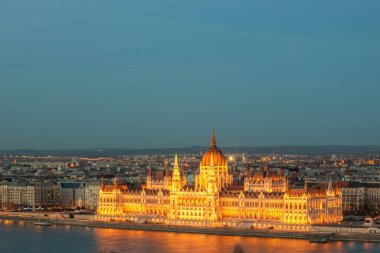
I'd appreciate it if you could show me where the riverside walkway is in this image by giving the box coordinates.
[1,212,380,243]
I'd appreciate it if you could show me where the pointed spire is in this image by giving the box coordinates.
[245,167,251,178]
[172,154,182,192]
[148,164,152,177]
[280,159,284,177]
[164,159,169,177]
[174,154,179,168]
[101,177,105,191]
[114,176,119,191]
[327,180,333,195]
[211,129,216,147]
[173,154,180,178]
[285,177,289,193]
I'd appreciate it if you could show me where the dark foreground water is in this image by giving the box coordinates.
[1,220,380,253]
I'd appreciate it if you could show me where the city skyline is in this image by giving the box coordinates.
[1,1,380,149]
[2,1,380,252]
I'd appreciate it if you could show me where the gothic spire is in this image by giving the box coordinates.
[172,154,181,177]
[164,159,169,177]
[327,180,334,195]
[211,129,216,147]
[174,153,179,168]
[245,166,251,178]
[148,164,152,177]
[114,176,119,191]
[280,159,284,177]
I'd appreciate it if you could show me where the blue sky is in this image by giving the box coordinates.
[1,0,379,149]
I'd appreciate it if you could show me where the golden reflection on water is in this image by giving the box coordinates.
[3,220,14,225]
[363,242,371,250]
[91,228,352,253]
[1,220,380,253]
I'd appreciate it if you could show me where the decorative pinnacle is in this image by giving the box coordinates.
[174,153,179,168]
[164,159,169,176]
[211,129,216,146]
[114,176,119,191]
[173,154,180,178]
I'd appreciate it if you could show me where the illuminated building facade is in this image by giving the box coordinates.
[97,131,343,230]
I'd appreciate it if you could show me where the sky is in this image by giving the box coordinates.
[0,0,380,149]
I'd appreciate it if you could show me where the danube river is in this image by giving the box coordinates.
[1,220,379,253]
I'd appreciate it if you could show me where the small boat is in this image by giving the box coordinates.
[309,238,328,243]
[34,222,52,226]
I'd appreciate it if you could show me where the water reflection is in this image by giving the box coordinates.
[1,220,380,253]
[92,227,379,253]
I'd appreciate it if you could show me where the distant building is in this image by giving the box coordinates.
[84,182,101,211]
[0,183,59,210]
[59,182,85,209]
[338,181,380,212]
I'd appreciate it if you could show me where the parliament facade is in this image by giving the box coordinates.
[97,131,342,230]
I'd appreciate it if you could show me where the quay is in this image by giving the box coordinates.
[1,212,380,243]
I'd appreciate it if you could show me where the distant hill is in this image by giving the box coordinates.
[1,145,380,157]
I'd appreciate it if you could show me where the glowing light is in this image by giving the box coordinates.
[97,132,342,229]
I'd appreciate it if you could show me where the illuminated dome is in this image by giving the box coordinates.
[200,130,227,167]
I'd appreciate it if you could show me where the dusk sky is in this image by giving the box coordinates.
[1,1,380,149]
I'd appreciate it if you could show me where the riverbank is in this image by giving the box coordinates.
[1,212,380,243]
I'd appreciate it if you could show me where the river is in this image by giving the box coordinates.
[1,219,379,253]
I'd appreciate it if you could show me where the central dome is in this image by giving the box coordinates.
[200,130,227,167]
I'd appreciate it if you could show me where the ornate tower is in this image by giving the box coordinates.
[164,159,172,190]
[264,161,273,192]
[146,164,153,189]
[171,154,183,192]
[196,129,232,191]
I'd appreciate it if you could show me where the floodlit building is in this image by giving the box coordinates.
[97,131,343,230]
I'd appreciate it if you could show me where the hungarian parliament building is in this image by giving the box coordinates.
[97,131,343,230]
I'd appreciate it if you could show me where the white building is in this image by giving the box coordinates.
[84,182,101,211]
[0,183,59,210]
[59,182,85,209]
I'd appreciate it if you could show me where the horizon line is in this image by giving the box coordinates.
[1,144,380,152]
